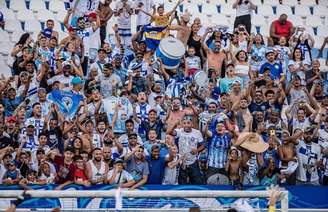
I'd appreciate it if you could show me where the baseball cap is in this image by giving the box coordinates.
[265,49,274,56]
[68,26,77,32]
[71,76,85,85]
[130,62,142,71]
[87,12,97,19]
[6,116,16,123]
[8,160,16,166]
[114,158,124,164]
[128,132,138,138]
[62,61,72,68]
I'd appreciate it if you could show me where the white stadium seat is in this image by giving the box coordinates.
[264,0,281,6]
[294,5,311,17]
[257,4,274,16]
[53,20,63,32]
[202,3,218,15]
[284,0,300,6]
[313,36,325,49]
[252,0,263,6]
[54,10,67,22]
[10,0,27,12]
[58,31,68,41]
[0,60,12,77]
[211,14,229,27]
[11,30,26,43]
[220,4,235,17]
[49,0,65,13]
[16,9,36,22]
[306,15,324,27]
[288,15,305,27]
[4,19,22,33]
[313,5,327,18]
[0,41,14,56]
[304,26,315,37]
[317,26,328,37]
[36,9,56,22]
[24,20,41,33]
[1,8,16,20]
[276,5,292,15]
[317,0,328,6]
[0,0,7,8]
[0,30,11,42]
[252,14,266,26]
[300,0,316,7]
[182,2,200,14]
[259,24,270,37]
[29,0,47,12]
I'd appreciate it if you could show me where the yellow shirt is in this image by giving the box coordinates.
[153,14,170,27]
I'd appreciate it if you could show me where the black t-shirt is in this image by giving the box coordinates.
[45,127,63,152]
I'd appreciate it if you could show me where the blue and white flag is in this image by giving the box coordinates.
[48,89,84,119]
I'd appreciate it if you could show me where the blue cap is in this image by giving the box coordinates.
[71,76,84,85]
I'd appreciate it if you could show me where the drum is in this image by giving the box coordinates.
[155,37,185,69]
[193,71,209,88]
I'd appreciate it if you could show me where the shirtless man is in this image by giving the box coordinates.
[225,147,243,187]
[232,97,253,132]
[59,26,84,58]
[98,0,114,45]
[169,12,192,46]
[202,27,227,77]
[278,130,301,185]
[165,98,186,129]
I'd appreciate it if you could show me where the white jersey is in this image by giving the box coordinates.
[92,133,102,148]
[175,128,204,165]
[88,160,106,184]
[318,128,328,149]
[77,27,95,57]
[162,154,181,185]
[296,140,322,182]
[25,117,45,137]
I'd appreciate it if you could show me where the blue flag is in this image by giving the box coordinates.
[48,89,84,119]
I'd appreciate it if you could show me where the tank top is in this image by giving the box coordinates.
[88,160,106,183]
[274,20,292,38]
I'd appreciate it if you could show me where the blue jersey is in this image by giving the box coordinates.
[259,62,283,79]
[207,132,231,169]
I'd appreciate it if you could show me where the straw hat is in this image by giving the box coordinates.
[234,132,269,153]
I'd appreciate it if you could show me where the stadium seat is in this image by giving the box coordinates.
[36,9,56,22]
[54,10,67,22]
[306,15,324,27]
[317,0,328,7]
[0,60,12,77]
[288,15,305,27]
[1,8,16,20]
[53,20,63,32]
[58,31,68,41]
[11,30,25,43]
[4,19,22,33]
[304,26,315,37]
[252,0,263,6]
[29,0,47,12]
[300,0,316,7]
[314,36,325,49]
[264,0,281,6]
[182,2,200,14]
[220,4,235,17]
[202,3,219,15]
[284,0,300,6]
[276,5,292,15]
[49,0,65,13]
[0,0,7,8]
[257,4,274,17]
[9,0,27,12]
[16,9,36,22]
[294,5,311,17]
[317,26,328,37]
[211,14,229,27]
[313,5,327,18]
[0,30,11,43]
[252,14,266,26]
[0,41,14,56]
[259,24,270,37]
[24,20,42,33]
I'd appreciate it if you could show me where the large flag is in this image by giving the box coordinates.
[48,89,84,119]
[68,0,100,26]
[144,25,167,51]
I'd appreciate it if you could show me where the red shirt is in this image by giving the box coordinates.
[273,20,293,38]
[54,155,76,184]
[74,169,88,181]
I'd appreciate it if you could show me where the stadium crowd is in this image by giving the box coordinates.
[0,0,328,191]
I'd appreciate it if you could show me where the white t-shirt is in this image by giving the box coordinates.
[25,117,45,137]
[134,0,154,26]
[296,140,322,182]
[235,1,252,17]
[47,74,73,91]
[107,169,134,185]
[175,128,204,165]
[115,1,132,29]
[99,74,122,98]
[77,27,95,56]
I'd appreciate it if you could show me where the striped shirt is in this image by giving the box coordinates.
[207,132,231,169]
